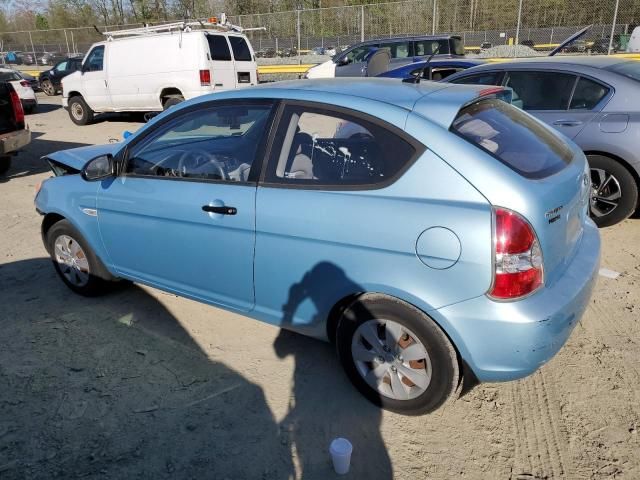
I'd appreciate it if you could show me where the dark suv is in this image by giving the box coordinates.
[38,57,83,96]
[331,35,464,77]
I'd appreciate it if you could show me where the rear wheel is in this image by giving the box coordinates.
[41,79,56,96]
[588,154,638,228]
[336,294,460,415]
[0,156,11,176]
[68,96,94,126]
[47,220,113,296]
[163,95,184,110]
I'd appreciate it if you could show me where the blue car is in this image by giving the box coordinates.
[35,79,600,414]
[378,58,488,81]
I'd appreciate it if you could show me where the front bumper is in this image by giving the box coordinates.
[0,128,31,155]
[435,219,600,382]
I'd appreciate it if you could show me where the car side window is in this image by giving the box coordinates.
[450,71,503,85]
[266,105,418,187]
[343,46,373,64]
[414,40,443,56]
[207,34,232,61]
[569,77,609,110]
[504,71,576,111]
[126,103,274,182]
[380,41,411,59]
[84,46,104,72]
[55,61,68,72]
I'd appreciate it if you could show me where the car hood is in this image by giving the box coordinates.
[46,143,121,171]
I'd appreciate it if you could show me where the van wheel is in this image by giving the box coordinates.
[163,95,184,110]
[68,96,94,126]
[0,156,11,176]
[336,294,460,415]
[41,79,56,96]
[588,154,638,228]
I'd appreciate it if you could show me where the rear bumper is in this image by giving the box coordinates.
[435,219,600,382]
[0,128,31,155]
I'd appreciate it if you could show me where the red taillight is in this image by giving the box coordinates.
[489,208,543,300]
[20,80,30,88]
[9,90,24,125]
[199,69,211,86]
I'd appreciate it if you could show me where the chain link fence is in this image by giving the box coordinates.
[1,0,638,67]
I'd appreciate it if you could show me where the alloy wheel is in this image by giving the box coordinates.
[590,167,622,218]
[351,319,432,401]
[54,234,90,287]
[43,81,55,96]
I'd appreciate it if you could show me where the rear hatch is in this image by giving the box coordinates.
[451,97,590,284]
[227,34,258,87]
[0,82,21,135]
[204,33,257,91]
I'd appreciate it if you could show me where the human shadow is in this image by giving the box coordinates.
[0,258,294,479]
[274,262,393,479]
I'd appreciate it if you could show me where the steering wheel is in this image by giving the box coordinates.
[176,149,227,180]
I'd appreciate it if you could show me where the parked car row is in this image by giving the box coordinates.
[0,68,38,113]
[1,51,69,66]
[0,80,31,175]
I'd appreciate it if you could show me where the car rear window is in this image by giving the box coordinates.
[229,36,252,61]
[206,34,231,61]
[451,99,573,179]
[0,71,21,81]
[605,61,640,82]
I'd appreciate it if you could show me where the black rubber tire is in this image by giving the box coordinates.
[41,79,56,96]
[0,156,11,176]
[336,294,460,415]
[588,154,638,228]
[163,95,184,110]
[46,219,115,296]
[68,96,94,126]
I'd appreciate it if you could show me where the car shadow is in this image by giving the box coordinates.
[32,101,62,114]
[0,257,295,479]
[0,134,89,183]
[274,262,393,479]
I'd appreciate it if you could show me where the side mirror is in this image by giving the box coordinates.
[337,57,350,66]
[82,154,115,181]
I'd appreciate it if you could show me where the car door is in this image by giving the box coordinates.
[81,45,111,111]
[205,34,235,90]
[97,100,276,312]
[503,70,595,139]
[335,45,376,77]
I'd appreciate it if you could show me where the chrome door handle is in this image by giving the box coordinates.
[553,119,582,127]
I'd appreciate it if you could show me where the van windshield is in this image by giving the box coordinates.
[451,98,573,179]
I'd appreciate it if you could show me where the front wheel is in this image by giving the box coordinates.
[68,96,94,126]
[336,295,460,415]
[588,154,638,228]
[47,220,113,296]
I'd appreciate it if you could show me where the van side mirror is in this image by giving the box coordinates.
[82,154,115,181]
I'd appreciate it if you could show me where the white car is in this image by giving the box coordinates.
[62,21,259,125]
[0,68,38,114]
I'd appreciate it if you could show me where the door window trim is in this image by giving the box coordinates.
[117,98,279,186]
[259,100,426,191]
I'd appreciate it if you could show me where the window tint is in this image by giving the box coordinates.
[414,39,449,56]
[267,106,417,187]
[605,61,640,82]
[126,103,273,182]
[451,72,502,85]
[380,41,411,58]
[451,99,573,179]
[84,46,104,71]
[206,35,232,61]
[505,71,576,111]
[229,36,252,61]
[343,46,373,64]
[569,77,609,110]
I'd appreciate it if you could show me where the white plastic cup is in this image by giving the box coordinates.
[329,437,353,475]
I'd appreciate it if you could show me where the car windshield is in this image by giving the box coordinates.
[605,61,640,82]
[451,98,573,179]
[0,71,21,81]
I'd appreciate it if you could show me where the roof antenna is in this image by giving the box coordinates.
[402,44,440,84]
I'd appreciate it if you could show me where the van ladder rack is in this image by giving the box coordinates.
[102,16,265,39]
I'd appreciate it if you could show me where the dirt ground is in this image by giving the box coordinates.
[1,95,639,480]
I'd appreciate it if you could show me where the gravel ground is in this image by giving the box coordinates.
[0,94,639,479]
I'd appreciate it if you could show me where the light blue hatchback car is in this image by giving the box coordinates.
[36,79,600,414]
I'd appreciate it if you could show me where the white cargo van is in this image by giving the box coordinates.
[62,21,258,125]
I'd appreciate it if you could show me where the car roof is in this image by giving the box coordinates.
[359,35,458,45]
[466,54,640,70]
